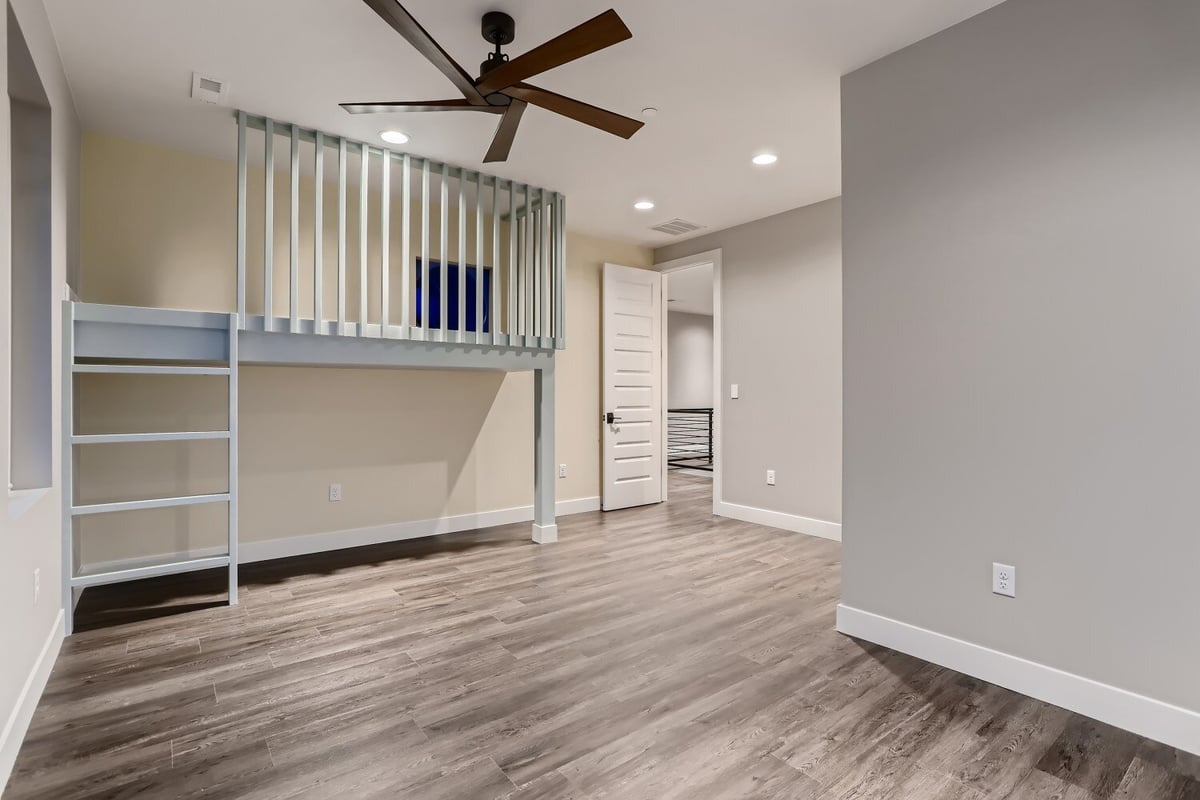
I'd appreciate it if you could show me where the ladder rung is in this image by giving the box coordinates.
[71,431,231,445]
[73,364,231,376]
[72,493,231,516]
[72,555,232,588]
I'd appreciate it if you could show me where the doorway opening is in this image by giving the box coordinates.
[658,250,722,512]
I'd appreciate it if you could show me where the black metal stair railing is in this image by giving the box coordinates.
[667,407,713,471]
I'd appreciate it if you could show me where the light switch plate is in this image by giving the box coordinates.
[731,383,739,399]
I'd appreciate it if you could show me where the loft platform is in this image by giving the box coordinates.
[70,302,555,372]
[62,110,564,635]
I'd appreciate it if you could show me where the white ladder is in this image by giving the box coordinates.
[61,305,239,635]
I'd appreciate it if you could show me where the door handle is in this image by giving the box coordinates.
[605,412,623,424]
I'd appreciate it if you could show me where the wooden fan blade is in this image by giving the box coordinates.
[475,9,631,95]
[484,100,527,163]
[502,83,643,139]
[341,99,504,114]
[361,0,487,105]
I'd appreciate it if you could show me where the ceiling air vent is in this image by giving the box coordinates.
[650,218,705,236]
[190,72,229,105]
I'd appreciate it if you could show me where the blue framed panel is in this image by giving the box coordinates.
[416,260,492,332]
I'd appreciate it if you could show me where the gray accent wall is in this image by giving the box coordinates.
[656,198,842,525]
[842,0,1200,711]
[666,310,713,409]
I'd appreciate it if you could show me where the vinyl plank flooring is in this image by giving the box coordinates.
[6,473,1198,799]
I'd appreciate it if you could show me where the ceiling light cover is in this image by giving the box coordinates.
[634,200,655,210]
[752,153,778,166]
[380,130,410,145]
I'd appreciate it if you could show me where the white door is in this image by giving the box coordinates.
[602,263,663,511]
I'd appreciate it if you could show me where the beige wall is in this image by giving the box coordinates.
[77,132,651,565]
[656,199,842,526]
[842,0,1200,714]
[1,0,80,783]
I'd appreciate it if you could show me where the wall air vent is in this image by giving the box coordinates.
[190,72,229,105]
[650,218,705,236]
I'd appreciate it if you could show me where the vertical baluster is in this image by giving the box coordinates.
[235,111,247,328]
[289,125,300,333]
[525,190,534,344]
[421,159,430,338]
[359,145,369,337]
[401,154,411,337]
[440,163,449,340]
[539,187,548,345]
[491,177,500,345]
[337,138,347,335]
[457,170,466,342]
[515,191,524,340]
[381,149,391,337]
[263,120,274,331]
[475,174,484,343]
[556,193,566,346]
[511,181,520,345]
[314,132,324,334]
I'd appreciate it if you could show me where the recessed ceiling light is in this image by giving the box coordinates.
[380,130,410,145]
[752,153,778,166]
[634,200,655,211]
[642,107,659,118]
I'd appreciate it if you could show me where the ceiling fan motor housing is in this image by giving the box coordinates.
[481,12,515,46]
[480,11,515,80]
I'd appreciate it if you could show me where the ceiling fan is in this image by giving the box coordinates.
[341,1,644,163]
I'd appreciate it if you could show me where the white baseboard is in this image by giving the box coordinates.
[1,610,64,790]
[79,496,600,575]
[837,604,1200,757]
[715,500,841,542]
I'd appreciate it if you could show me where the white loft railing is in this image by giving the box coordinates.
[235,111,566,350]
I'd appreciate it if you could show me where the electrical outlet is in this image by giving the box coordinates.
[766,469,776,486]
[558,464,568,478]
[992,563,1016,597]
[730,383,740,399]
[328,483,343,502]
[33,568,40,604]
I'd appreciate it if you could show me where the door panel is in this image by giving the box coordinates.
[602,263,663,511]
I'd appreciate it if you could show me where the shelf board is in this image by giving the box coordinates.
[73,364,230,376]
[71,431,231,445]
[71,555,232,588]
[72,492,231,516]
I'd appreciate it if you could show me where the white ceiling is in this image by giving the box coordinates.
[666,264,714,316]
[43,0,1006,246]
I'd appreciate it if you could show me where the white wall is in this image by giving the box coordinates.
[656,199,842,532]
[1,0,80,787]
[841,0,1200,748]
[666,310,712,408]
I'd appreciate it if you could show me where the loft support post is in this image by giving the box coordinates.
[532,360,557,544]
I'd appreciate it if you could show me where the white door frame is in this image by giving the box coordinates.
[655,249,722,515]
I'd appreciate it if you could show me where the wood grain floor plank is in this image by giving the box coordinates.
[6,473,1198,799]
